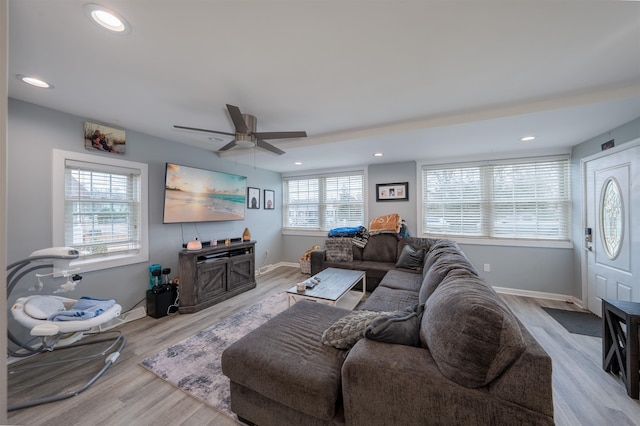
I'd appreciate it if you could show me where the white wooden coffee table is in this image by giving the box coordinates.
[287,267,366,310]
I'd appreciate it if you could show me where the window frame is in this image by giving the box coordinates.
[418,156,572,248]
[52,149,149,272]
[282,167,367,236]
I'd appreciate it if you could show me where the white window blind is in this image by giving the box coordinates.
[422,157,570,241]
[283,171,364,231]
[64,159,143,260]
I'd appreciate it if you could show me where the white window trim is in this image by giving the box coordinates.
[52,149,149,272]
[417,155,573,249]
[282,166,368,236]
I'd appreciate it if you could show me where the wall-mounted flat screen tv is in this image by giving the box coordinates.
[163,163,247,223]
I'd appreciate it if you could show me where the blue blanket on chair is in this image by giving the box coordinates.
[48,296,116,321]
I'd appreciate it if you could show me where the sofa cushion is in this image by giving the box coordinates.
[419,252,479,304]
[379,269,423,292]
[364,304,424,347]
[395,244,426,273]
[361,233,400,263]
[421,275,526,388]
[358,285,419,312]
[325,237,353,262]
[221,301,349,420]
[422,239,462,272]
[322,310,389,349]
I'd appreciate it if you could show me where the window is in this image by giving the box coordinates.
[421,157,570,242]
[283,170,365,233]
[53,149,148,272]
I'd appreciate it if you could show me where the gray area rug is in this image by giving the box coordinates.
[542,307,602,338]
[141,292,288,418]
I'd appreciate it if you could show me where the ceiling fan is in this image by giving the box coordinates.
[174,104,307,155]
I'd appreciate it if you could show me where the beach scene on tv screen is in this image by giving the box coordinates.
[164,163,246,223]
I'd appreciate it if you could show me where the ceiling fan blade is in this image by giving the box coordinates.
[226,104,249,134]
[253,131,307,140]
[173,125,235,136]
[218,140,238,152]
[256,139,285,155]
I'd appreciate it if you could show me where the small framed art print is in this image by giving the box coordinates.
[247,187,260,209]
[376,182,409,202]
[264,189,275,209]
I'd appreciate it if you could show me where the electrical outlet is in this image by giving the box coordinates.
[483,263,491,272]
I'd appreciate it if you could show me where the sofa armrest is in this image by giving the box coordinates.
[342,339,553,426]
[310,248,326,275]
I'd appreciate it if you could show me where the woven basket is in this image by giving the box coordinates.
[299,259,311,274]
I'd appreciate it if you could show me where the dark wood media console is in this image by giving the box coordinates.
[178,240,256,313]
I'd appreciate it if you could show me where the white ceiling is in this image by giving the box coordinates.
[8,0,640,173]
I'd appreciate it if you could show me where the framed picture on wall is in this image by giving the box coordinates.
[264,189,275,209]
[601,139,615,151]
[376,182,409,201]
[247,187,260,209]
[84,121,126,154]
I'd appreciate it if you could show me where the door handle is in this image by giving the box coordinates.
[584,245,592,252]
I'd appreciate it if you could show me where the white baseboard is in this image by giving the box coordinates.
[253,264,586,308]
[493,286,585,309]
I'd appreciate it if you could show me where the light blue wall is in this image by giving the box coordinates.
[10,97,639,309]
[570,116,640,299]
[7,99,283,315]
[283,158,576,296]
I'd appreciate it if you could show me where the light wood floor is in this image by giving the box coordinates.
[7,266,640,426]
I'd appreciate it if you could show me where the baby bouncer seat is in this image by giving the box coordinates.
[7,247,127,411]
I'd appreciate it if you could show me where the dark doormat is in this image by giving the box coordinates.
[542,307,602,338]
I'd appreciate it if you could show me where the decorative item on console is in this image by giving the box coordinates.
[186,238,202,250]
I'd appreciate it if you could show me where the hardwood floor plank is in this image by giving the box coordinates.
[7,268,640,425]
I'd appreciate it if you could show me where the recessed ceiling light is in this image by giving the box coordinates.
[521,136,536,142]
[16,75,54,89]
[294,162,302,166]
[83,4,132,35]
[374,152,383,157]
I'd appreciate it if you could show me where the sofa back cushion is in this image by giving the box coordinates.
[362,233,400,263]
[325,238,353,262]
[419,253,479,304]
[420,274,526,388]
[422,239,462,272]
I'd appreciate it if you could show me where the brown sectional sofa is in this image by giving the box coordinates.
[222,237,554,425]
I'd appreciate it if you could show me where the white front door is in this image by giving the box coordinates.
[583,140,640,316]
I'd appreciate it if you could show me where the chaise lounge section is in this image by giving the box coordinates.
[222,238,554,425]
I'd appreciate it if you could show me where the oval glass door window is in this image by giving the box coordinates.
[601,177,623,259]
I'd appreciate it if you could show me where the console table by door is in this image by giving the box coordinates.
[602,298,640,399]
[178,241,256,313]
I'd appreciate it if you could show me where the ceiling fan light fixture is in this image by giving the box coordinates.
[236,133,256,148]
[83,4,132,35]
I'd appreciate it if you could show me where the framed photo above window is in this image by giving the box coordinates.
[264,189,275,209]
[84,121,126,155]
[376,182,409,202]
[247,187,260,209]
